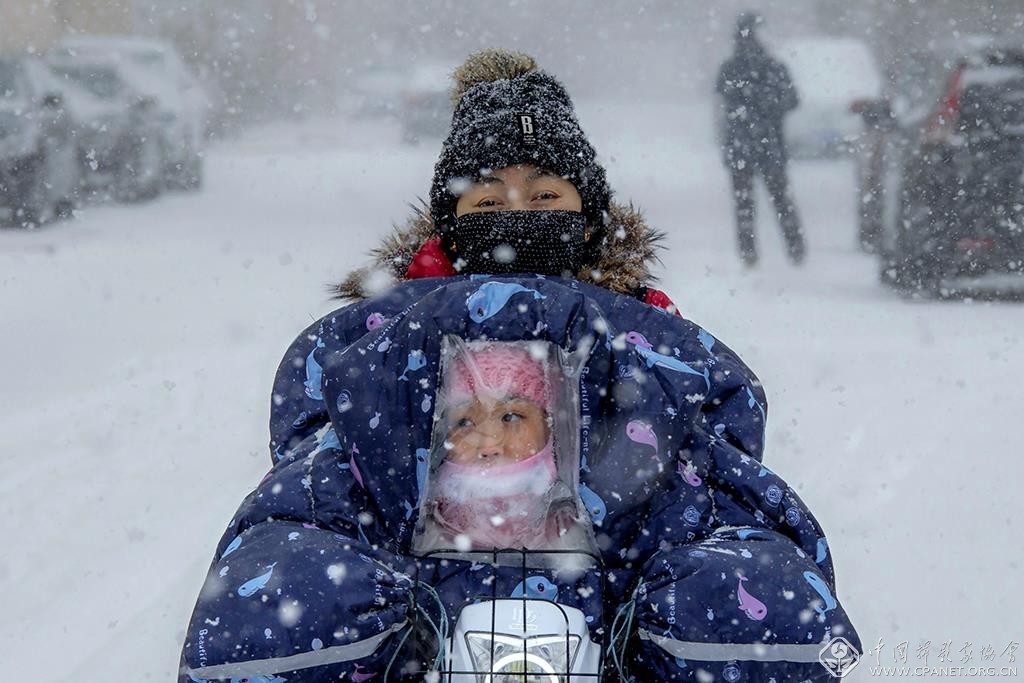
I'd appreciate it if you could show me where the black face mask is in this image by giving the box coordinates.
[444,210,589,277]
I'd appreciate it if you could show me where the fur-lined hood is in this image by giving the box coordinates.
[334,201,666,301]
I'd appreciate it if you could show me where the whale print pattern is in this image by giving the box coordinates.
[625,331,653,349]
[310,426,341,457]
[697,328,716,355]
[626,420,659,453]
[221,535,242,559]
[736,528,767,541]
[578,483,607,525]
[511,576,559,601]
[736,575,768,620]
[414,448,429,508]
[303,338,326,401]
[349,444,365,488]
[803,570,838,619]
[398,350,426,381]
[634,345,711,391]
[466,282,546,322]
[745,386,766,422]
[351,664,377,682]
[678,461,702,487]
[815,537,829,565]
[237,563,277,598]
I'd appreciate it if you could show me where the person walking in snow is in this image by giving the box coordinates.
[716,11,806,266]
[179,49,858,682]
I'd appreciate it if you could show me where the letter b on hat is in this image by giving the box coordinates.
[518,113,536,145]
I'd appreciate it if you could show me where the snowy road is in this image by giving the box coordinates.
[2,102,1021,681]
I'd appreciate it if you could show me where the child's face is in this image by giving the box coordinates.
[445,397,550,465]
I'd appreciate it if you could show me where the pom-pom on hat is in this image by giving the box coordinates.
[446,344,551,411]
[429,49,611,235]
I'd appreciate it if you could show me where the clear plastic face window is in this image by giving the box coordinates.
[412,337,597,564]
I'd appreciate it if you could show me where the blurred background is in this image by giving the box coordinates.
[2,1,1023,681]
[7,0,1024,118]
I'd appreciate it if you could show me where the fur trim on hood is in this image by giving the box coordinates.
[333,202,666,301]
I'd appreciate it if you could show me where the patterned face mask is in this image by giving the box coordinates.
[446,210,588,277]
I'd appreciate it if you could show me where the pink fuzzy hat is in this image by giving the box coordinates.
[447,344,550,410]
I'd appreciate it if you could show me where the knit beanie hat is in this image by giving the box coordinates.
[429,49,612,234]
[446,344,551,412]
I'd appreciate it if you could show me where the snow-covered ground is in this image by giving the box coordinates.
[2,101,1021,681]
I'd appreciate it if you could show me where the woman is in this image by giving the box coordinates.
[179,50,859,682]
[336,49,679,314]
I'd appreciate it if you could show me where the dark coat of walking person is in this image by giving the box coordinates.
[716,12,806,266]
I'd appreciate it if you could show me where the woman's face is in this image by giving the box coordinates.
[445,397,550,465]
[455,164,583,216]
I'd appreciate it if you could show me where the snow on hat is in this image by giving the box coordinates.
[446,344,551,411]
[429,49,611,234]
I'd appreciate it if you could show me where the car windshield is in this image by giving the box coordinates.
[50,65,124,100]
[130,50,166,68]
[0,60,26,100]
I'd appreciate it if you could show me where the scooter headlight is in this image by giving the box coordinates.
[464,632,580,683]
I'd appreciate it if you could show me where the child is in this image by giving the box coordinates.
[417,342,590,554]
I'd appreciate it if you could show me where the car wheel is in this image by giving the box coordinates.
[115,134,162,202]
[894,204,949,299]
[179,149,203,191]
[857,154,884,254]
[43,133,79,221]
[14,154,49,228]
[858,197,883,254]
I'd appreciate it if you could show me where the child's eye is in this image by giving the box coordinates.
[502,412,524,423]
[476,198,502,208]
[456,417,474,429]
[533,191,558,201]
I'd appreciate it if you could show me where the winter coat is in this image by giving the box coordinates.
[716,38,799,167]
[179,206,859,682]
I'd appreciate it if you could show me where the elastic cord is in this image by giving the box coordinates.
[608,585,640,683]
[383,580,450,680]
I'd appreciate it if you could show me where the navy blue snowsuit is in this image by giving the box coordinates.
[179,276,859,681]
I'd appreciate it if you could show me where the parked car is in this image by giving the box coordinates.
[338,63,407,119]
[857,41,1024,297]
[51,35,209,190]
[397,62,453,145]
[776,37,883,158]
[0,56,78,227]
[45,59,163,202]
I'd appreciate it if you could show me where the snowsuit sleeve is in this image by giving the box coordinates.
[178,316,420,682]
[626,338,860,681]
